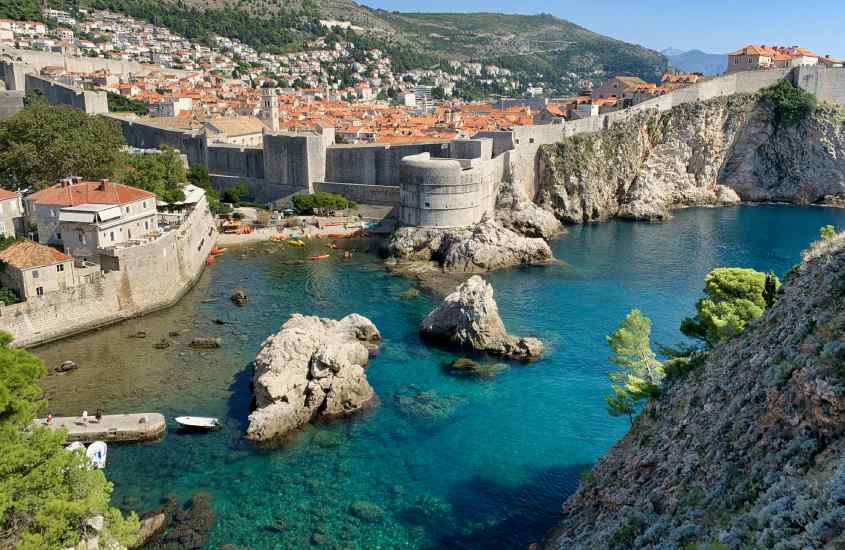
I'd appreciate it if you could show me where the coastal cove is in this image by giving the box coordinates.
[34,205,845,549]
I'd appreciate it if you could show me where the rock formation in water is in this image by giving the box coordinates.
[383,219,553,273]
[539,234,845,549]
[420,275,544,360]
[246,313,381,442]
[537,95,845,223]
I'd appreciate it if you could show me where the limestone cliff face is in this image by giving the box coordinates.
[537,95,845,223]
[540,235,845,549]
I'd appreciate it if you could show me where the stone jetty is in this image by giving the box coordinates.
[35,413,167,443]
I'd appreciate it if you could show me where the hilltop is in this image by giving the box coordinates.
[662,47,727,76]
[70,0,667,94]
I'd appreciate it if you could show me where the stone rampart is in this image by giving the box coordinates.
[111,115,207,166]
[0,90,24,119]
[0,46,195,78]
[795,65,845,105]
[398,152,504,228]
[0,197,216,347]
[24,72,108,114]
[208,144,265,179]
[314,182,400,206]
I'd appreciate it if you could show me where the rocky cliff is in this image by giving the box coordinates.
[246,313,382,442]
[540,234,845,549]
[537,95,845,223]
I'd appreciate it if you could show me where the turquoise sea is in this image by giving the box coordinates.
[35,205,845,549]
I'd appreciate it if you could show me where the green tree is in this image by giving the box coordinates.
[606,309,664,423]
[0,103,125,189]
[761,79,817,126]
[0,331,139,549]
[681,268,780,348]
[117,147,186,203]
[291,192,353,215]
[221,184,249,205]
[187,166,229,215]
[820,224,837,241]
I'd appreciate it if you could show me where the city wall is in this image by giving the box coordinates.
[110,115,208,166]
[24,73,108,114]
[314,181,400,206]
[0,90,24,119]
[207,144,265,179]
[0,46,194,78]
[0,198,216,347]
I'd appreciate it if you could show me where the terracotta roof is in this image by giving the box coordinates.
[203,116,267,137]
[0,188,19,201]
[0,240,71,270]
[27,180,156,207]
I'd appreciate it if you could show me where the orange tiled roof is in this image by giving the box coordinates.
[0,188,19,201]
[0,239,71,270]
[27,180,155,207]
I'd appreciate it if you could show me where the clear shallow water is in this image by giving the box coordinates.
[35,205,845,549]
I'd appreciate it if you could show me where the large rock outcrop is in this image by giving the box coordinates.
[420,275,544,360]
[246,313,382,442]
[495,180,565,240]
[383,219,553,274]
[537,95,845,223]
[540,233,845,549]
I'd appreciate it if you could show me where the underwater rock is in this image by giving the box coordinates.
[394,387,463,423]
[446,358,510,379]
[246,313,382,442]
[153,337,171,350]
[420,276,544,360]
[190,337,222,349]
[348,501,385,523]
[129,513,166,549]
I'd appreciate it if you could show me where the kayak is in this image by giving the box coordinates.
[310,254,330,261]
[288,239,305,247]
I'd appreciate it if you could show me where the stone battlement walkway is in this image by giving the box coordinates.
[35,413,166,443]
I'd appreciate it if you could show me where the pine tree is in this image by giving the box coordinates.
[605,309,664,423]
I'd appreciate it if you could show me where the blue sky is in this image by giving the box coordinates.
[362,0,844,56]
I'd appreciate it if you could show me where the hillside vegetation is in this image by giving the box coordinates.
[68,0,666,94]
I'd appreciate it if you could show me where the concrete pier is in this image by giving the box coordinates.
[35,413,167,443]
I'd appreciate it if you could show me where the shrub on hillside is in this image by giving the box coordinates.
[291,192,355,215]
[761,80,817,126]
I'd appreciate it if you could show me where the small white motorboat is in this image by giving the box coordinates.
[86,441,108,469]
[65,441,86,452]
[174,416,220,430]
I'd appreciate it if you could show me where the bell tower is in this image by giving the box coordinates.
[260,87,280,133]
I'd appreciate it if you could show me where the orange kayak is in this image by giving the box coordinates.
[310,254,330,261]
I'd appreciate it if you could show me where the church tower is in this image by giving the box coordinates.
[260,87,280,134]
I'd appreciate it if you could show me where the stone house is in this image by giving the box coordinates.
[203,116,268,146]
[0,188,24,238]
[0,239,75,299]
[25,178,157,256]
[592,76,650,105]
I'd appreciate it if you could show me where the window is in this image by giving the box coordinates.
[142,201,147,209]
[50,208,56,217]
[57,264,64,272]
[36,287,44,297]
[110,231,115,241]
[128,229,132,239]
[125,206,130,214]
[32,270,39,279]
[0,222,5,236]
[145,221,149,230]
[57,232,62,240]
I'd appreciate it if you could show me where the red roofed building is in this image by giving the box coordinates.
[0,239,76,299]
[728,45,822,73]
[26,177,157,253]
